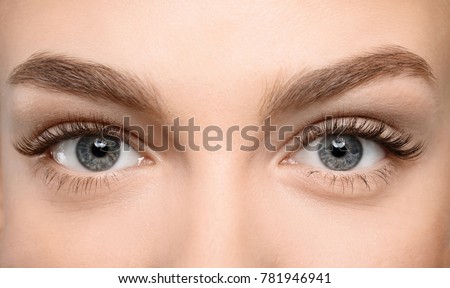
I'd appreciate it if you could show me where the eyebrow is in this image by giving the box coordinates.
[260,46,435,118]
[8,52,164,117]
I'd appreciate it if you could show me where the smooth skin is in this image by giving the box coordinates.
[0,1,450,267]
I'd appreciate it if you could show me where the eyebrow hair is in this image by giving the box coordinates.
[9,52,164,117]
[260,46,435,118]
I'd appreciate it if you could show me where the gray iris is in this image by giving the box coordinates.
[76,135,121,171]
[318,135,363,171]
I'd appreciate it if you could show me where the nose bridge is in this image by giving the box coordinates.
[175,153,250,267]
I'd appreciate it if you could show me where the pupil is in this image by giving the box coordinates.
[91,142,108,158]
[331,145,347,158]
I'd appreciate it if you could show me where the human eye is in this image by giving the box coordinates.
[13,115,154,195]
[290,134,386,171]
[280,117,424,194]
[52,135,142,172]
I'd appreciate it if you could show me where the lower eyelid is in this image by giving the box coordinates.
[278,159,397,198]
[30,154,153,197]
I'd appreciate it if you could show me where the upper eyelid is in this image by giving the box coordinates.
[277,116,374,152]
[280,117,424,160]
[13,121,127,156]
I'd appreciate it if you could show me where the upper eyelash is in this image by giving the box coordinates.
[15,116,424,160]
[14,121,124,156]
[286,117,424,160]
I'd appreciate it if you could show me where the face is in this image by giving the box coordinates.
[1,0,450,267]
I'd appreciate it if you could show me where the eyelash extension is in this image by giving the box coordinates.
[14,120,125,156]
[287,117,425,160]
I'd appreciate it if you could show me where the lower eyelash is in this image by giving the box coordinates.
[304,163,395,194]
[32,158,123,195]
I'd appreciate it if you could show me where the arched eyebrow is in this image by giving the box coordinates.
[260,46,436,119]
[8,52,164,118]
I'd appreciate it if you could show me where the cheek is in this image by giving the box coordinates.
[360,210,449,267]
[252,178,449,267]
[0,183,189,267]
[397,220,448,266]
[267,208,447,267]
[0,209,172,267]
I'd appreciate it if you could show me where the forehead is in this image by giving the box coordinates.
[0,1,448,120]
